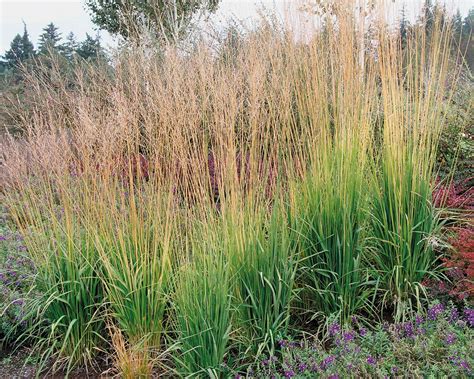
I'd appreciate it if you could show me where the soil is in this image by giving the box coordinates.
[0,348,112,378]
[0,348,37,378]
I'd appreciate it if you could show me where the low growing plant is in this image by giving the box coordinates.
[250,303,474,378]
[0,206,36,347]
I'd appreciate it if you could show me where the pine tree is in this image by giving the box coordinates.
[20,23,35,59]
[76,33,103,60]
[3,35,23,66]
[38,23,62,54]
[463,8,474,35]
[453,10,463,35]
[399,5,409,48]
[463,8,474,70]
[421,0,434,35]
[63,32,78,61]
[2,24,36,67]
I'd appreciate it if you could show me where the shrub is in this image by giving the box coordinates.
[433,178,474,214]
[424,226,474,303]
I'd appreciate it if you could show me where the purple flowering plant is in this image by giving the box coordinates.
[249,303,473,378]
[0,206,36,343]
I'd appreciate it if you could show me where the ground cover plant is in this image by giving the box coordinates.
[251,303,474,378]
[0,1,472,377]
[0,205,35,346]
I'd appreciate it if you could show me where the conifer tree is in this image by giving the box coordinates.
[63,32,78,61]
[76,33,104,60]
[38,23,62,54]
[3,24,36,67]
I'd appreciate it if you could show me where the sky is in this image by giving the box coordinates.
[1,0,473,54]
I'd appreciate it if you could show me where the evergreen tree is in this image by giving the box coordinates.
[399,5,409,48]
[463,8,474,35]
[3,35,23,66]
[421,0,434,34]
[38,23,62,54]
[462,8,474,70]
[2,24,35,67]
[76,33,103,60]
[63,32,78,61]
[453,9,463,35]
[20,23,35,59]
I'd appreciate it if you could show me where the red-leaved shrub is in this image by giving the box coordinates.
[433,177,474,210]
[426,179,474,302]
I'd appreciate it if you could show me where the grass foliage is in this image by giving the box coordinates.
[0,2,461,376]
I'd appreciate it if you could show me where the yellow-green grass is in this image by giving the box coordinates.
[0,3,458,375]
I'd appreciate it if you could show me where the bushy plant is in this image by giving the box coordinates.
[424,226,474,303]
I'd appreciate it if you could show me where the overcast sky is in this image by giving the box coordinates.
[1,0,473,54]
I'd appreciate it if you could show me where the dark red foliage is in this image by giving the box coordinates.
[433,177,474,210]
[445,226,474,295]
[426,178,474,302]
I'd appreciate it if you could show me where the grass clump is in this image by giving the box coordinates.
[92,181,174,367]
[368,18,454,320]
[226,198,298,356]
[8,179,106,373]
[173,216,232,377]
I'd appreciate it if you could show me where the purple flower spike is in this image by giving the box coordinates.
[445,333,456,345]
[321,355,335,370]
[367,356,376,365]
[329,322,341,337]
[448,308,459,324]
[460,361,470,371]
[428,303,445,320]
[298,363,307,372]
[403,322,415,338]
[464,308,474,327]
[415,314,424,325]
[284,369,295,378]
[343,330,355,342]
